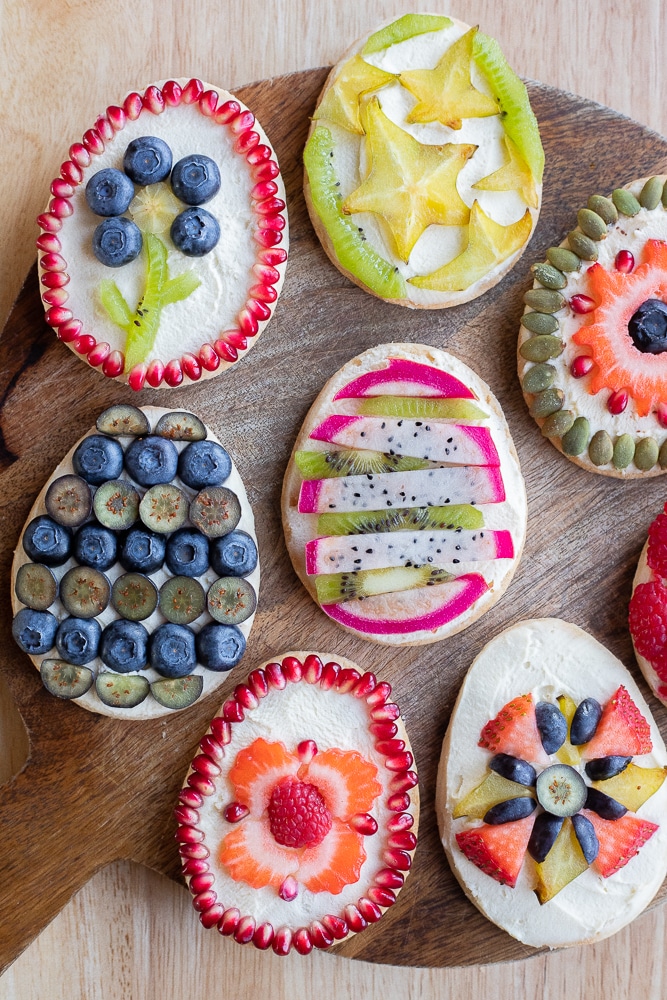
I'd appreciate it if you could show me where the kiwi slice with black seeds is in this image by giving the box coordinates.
[155,411,207,441]
[294,449,429,480]
[139,483,189,533]
[95,671,150,708]
[111,572,158,621]
[40,660,94,699]
[189,487,241,538]
[15,563,58,610]
[150,674,204,709]
[316,504,484,536]
[96,404,150,436]
[60,566,111,617]
[207,577,257,625]
[93,479,140,530]
[159,576,206,624]
[44,474,92,527]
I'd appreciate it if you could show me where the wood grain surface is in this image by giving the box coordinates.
[3,2,667,998]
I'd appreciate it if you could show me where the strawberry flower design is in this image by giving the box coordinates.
[219,737,383,897]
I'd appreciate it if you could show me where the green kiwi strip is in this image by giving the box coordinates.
[356,397,488,420]
[362,13,452,54]
[295,449,429,480]
[316,504,484,536]
[315,565,453,604]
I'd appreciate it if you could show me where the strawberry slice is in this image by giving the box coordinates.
[478,693,548,763]
[582,809,658,877]
[582,686,652,759]
[456,814,535,887]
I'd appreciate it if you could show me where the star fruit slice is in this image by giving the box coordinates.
[362,14,452,55]
[534,817,588,904]
[473,135,538,209]
[313,54,395,134]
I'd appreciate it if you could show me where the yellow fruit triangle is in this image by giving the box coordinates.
[410,200,532,291]
[399,27,499,130]
[453,771,534,820]
[313,55,396,134]
[534,818,588,905]
[592,763,667,812]
[473,135,539,209]
[342,97,475,262]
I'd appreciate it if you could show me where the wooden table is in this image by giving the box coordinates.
[2,1,667,996]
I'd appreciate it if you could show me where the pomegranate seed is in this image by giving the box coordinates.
[322,914,348,940]
[41,270,69,288]
[51,178,74,199]
[253,263,281,284]
[570,293,596,314]
[164,359,183,387]
[303,654,323,683]
[357,897,382,923]
[259,246,287,266]
[40,252,66,271]
[608,388,629,414]
[344,904,367,933]
[389,831,417,851]
[106,105,126,131]
[371,703,400,722]
[252,179,278,201]
[657,402,667,427]
[187,773,215,797]
[43,288,69,307]
[128,364,147,391]
[73,334,95,355]
[281,655,303,682]
[191,754,221,779]
[181,352,202,380]
[199,904,224,929]
[69,142,91,167]
[94,116,113,141]
[45,306,73,327]
[354,672,377,698]
[247,144,272,164]
[60,159,83,184]
[320,661,340,690]
[199,89,218,116]
[123,92,143,120]
[189,872,214,894]
[370,721,398,739]
[247,298,271,321]
[265,661,286,689]
[199,735,224,760]
[388,792,410,811]
[384,848,412,870]
[571,355,594,378]
[367,681,391,707]
[230,110,255,134]
[233,683,258,710]
[375,867,405,889]
[181,858,208,877]
[36,233,61,253]
[252,160,280,182]
[199,343,220,371]
[222,699,244,723]
[218,907,240,935]
[192,889,217,911]
[258,213,286,232]
[253,922,274,950]
[254,227,283,248]
[336,668,361,693]
[161,80,182,106]
[49,197,73,219]
[174,805,199,826]
[210,717,232,744]
[279,875,298,901]
[293,928,313,955]
[615,249,635,272]
[297,739,317,763]
[255,197,286,217]
[348,813,378,835]
[224,329,248,350]
[88,342,110,367]
[102,350,124,377]
[58,320,85,344]
[374,739,405,756]
[143,85,165,114]
[179,787,203,809]
[224,802,249,823]
[391,770,418,793]
[146,359,165,387]
[82,128,104,155]
[179,842,209,859]
[248,669,268,699]
[386,751,414,772]
[368,886,396,908]
[238,307,259,337]
[37,212,62,233]
[215,340,238,362]
[388,812,414,833]
[310,920,334,949]
[272,927,292,956]
[215,99,241,123]
[235,130,260,154]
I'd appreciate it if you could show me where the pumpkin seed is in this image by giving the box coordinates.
[612,188,640,217]
[659,439,667,468]
[639,176,663,210]
[530,388,564,418]
[634,436,659,470]
[523,289,566,313]
[662,181,667,208]
[567,231,598,260]
[521,311,559,335]
[577,208,607,240]
[519,336,564,362]
[612,434,635,469]
[588,430,613,466]
[561,416,590,456]
[587,195,618,224]
[546,247,581,272]
[531,263,567,289]
[542,410,574,438]
[522,363,556,394]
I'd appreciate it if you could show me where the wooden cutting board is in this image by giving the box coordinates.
[2,67,667,972]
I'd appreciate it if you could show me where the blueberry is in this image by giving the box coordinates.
[123,136,173,185]
[86,168,134,216]
[171,154,221,205]
[178,439,231,489]
[12,608,58,655]
[196,622,246,671]
[570,697,602,745]
[571,813,599,864]
[628,298,667,354]
[527,812,563,863]
[166,528,209,578]
[92,217,143,268]
[149,623,196,678]
[74,524,117,570]
[535,701,568,754]
[124,435,178,486]
[73,434,124,485]
[584,755,632,781]
[100,619,149,673]
[120,527,166,574]
[170,207,220,256]
[56,616,101,665]
[584,786,627,820]
[210,530,257,577]
[489,753,536,787]
[23,515,72,566]
[483,796,536,825]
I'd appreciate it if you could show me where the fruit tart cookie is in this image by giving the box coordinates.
[37,79,288,389]
[304,13,543,307]
[282,344,526,645]
[629,501,667,707]
[11,405,259,719]
[518,175,667,476]
[437,619,667,948]
[176,651,418,954]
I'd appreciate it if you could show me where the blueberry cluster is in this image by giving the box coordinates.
[12,406,257,711]
[86,136,221,266]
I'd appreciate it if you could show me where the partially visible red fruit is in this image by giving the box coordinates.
[456,813,535,887]
[583,685,653,758]
[647,504,667,579]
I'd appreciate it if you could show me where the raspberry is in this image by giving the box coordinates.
[647,505,667,579]
[267,777,333,848]
[628,580,667,680]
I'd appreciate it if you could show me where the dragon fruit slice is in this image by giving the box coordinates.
[333,357,475,400]
[321,573,489,635]
[306,529,513,575]
[310,415,500,466]
[298,466,505,513]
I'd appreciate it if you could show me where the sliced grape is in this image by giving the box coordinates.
[93,480,140,530]
[294,449,429,480]
[40,660,94,699]
[189,487,241,538]
[15,563,57,610]
[150,675,204,710]
[207,577,257,625]
[139,483,189,533]
[159,576,206,625]
[154,411,207,441]
[60,567,110,618]
[45,475,92,527]
[362,13,452,54]
[96,404,150,436]
[112,573,159,621]
[357,397,488,420]
[315,565,453,604]
[95,672,150,709]
[316,504,484,536]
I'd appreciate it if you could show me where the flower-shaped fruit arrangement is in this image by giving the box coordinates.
[304,13,543,307]
[11,404,259,719]
[37,78,288,389]
[438,619,667,948]
[282,344,526,644]
[176,652,418,955]
[518,174,667,476]
[628,501,667,707]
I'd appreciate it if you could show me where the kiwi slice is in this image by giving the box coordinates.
[44,474,92,527]
[139,484,189,533]
[315,565,453,604]
[95,671,150,709]
[304,127,406,300]
[112,573,159,621]
[96,404,150,436]
[155,411,207,441]
[40,660,94,699]
[60,566,111,617]
[93,479,140,530]
[15,563,58,610]
[159,576,206,625]
[295,449,429,480]
[207,577,257,625]
[362,13,451,54]
[316,503,484,536]
[150,674,204,710]
[189,487,241,538]
[357,397,488,420]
